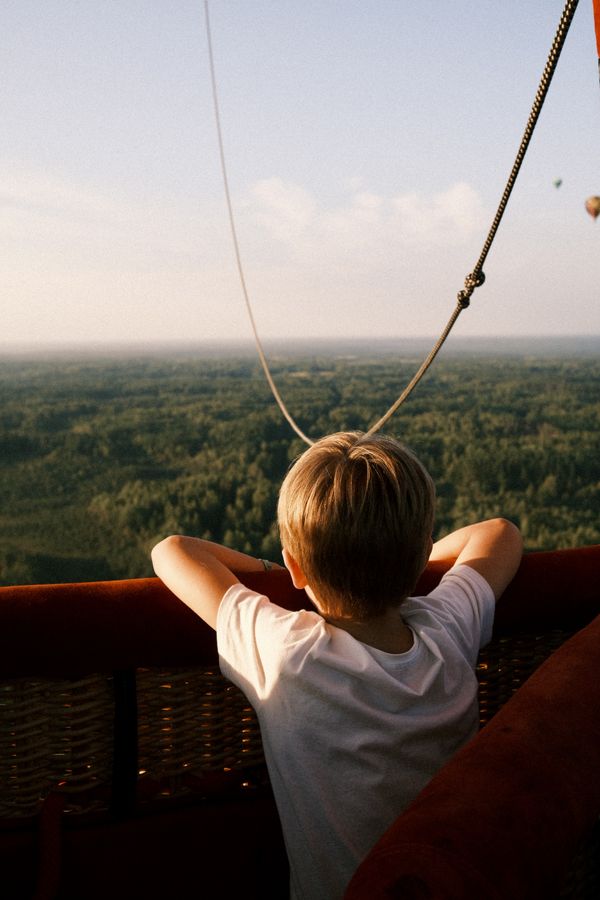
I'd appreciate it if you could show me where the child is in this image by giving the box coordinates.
[151,431,522,900]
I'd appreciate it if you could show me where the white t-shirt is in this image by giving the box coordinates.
[217,564,495,900]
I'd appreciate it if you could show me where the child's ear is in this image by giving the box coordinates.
[282,548,308,590]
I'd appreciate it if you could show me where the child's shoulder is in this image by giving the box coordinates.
[403,564,495,654]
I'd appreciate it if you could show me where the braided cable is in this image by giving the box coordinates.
[365,303,463,436]
[473,0,579,279]
[205,0,578,445]
[366,0,578,434]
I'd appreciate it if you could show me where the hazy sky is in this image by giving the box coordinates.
[3,0,599,347]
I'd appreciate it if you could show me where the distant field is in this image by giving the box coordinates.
[1,344,599,585]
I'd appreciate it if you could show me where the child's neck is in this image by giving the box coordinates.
[325,607,414,655]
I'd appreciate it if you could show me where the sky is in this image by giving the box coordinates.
[3,0,599,348]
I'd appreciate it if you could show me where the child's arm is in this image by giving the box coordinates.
[151,536,282,630]
[428,518,523,600]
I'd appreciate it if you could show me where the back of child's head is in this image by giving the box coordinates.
[278,431,435,620]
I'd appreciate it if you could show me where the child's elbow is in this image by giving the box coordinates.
[493,518,524,561]
[151,534,183,570]
[497,517,523,545]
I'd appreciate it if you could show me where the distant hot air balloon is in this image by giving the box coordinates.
[585,196,600,220]
[553,178,562,188]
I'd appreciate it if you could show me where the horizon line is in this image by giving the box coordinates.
[2,334,600,361]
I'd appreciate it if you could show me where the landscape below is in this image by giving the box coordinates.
[1,340,599,586]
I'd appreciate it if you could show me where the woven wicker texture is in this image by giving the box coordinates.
[136,666,264,798]
[0,628,573,820]
[0,674,113,818]
[476,629,571,727]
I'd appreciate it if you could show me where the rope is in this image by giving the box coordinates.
[204,1,313,446]
[471,0,580,282]
[367,0,579,435]
[205,0,579,446]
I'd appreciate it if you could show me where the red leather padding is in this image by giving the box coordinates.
[1,546,599,678]
[0,569,306,677]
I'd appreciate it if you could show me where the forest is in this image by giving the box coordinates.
[1,343,599,586]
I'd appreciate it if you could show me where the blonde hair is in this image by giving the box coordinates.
[277,431,435,620]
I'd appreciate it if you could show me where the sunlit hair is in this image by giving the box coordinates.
[278,431,435,620]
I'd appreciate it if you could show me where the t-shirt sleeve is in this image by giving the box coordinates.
[216,582,318,706]
[419,564,495,664]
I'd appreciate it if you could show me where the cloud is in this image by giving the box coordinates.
[220,176,489,340]
[391,183,485,242]
[241,177,486,265]
[0,162,226,267]
[1,162,241,343]
[1,162,484,272]
[249,178,317,240]
[2,163,490,343]
[1,165,114,217]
